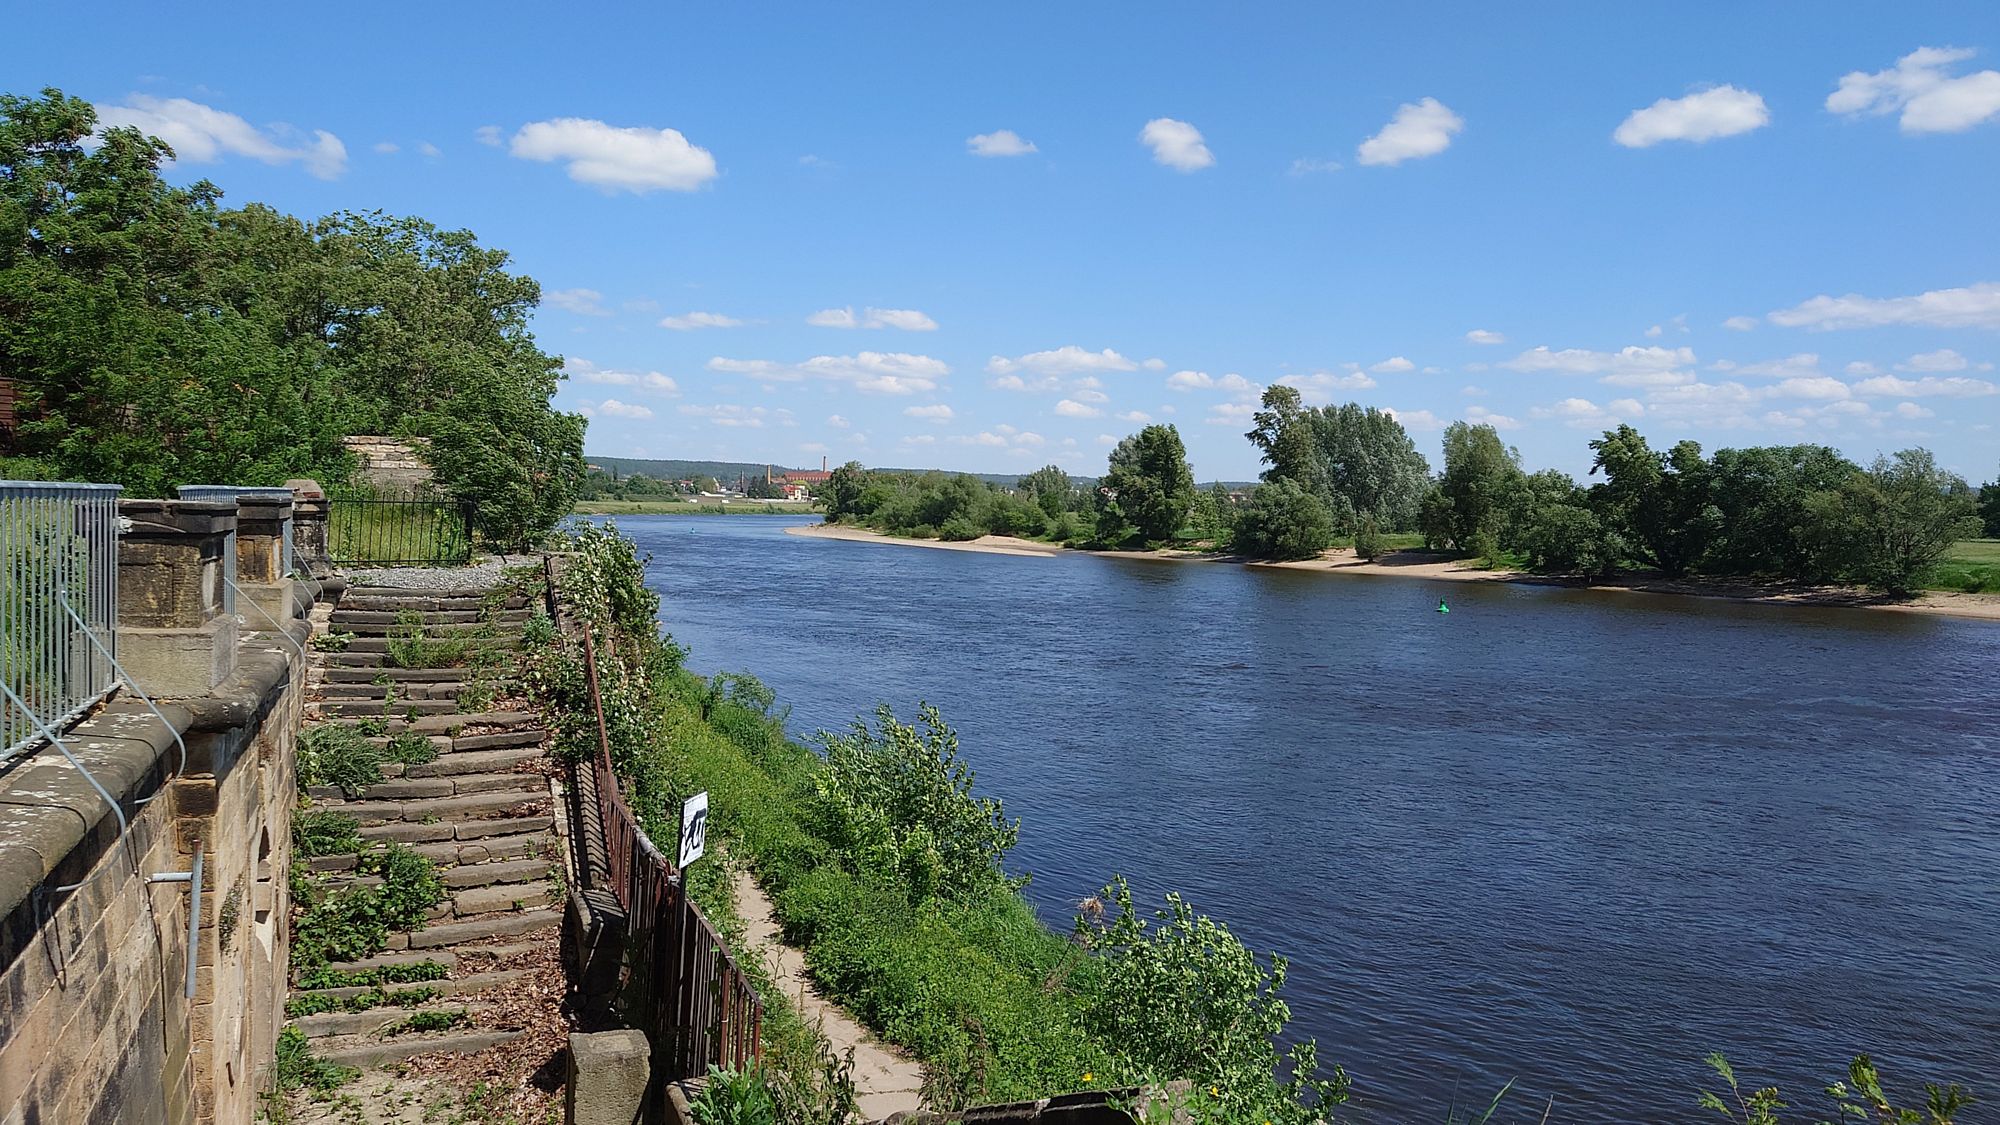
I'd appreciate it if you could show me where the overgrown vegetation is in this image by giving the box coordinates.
[273,1026,356,1095]
[288,843,446,971]
[1699,1053,1972,1125]
[296,725,383,795]
[0,89,584,547]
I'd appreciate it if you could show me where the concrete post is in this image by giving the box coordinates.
[232,495,296,627]
[117,500,239,698]
[286,480,331,578]
[566,1030,650,1125]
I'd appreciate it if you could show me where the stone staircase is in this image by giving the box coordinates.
[287,582,565,1069]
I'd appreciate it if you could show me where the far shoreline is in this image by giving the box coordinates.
[784,520,2000,624]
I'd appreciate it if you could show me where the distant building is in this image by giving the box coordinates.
[767,456,834,494]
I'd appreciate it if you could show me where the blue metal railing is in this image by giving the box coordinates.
[1,482,122,762]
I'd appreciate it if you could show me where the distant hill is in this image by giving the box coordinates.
[581,453,1245,492]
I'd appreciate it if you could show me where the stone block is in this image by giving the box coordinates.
[118,617,238,699]
[233,579,297,631]
[566,1030,649,1125]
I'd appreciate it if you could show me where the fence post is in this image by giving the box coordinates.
[286,479,330,577]
[116,499,239,698]
[232,494,297,627]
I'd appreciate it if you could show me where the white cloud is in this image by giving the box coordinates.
[1054,399,1101,418]
[866,308,937,331]
[1140,118,1214,172]
[1894,401,1936,419]
[959,431,1008,447]
[95,94,348,179]
[1826,47,2000,134]
[1462,385,1486,396]
[989,373,1058,393]
[1277,371,1377,401]
[418,142,441,159]
[902,434,936,446]
[1846,361,1880,376]
[1768,281,2000,330]
[988,346,1137,376]
[563,358,679,394]
[807,306,935,330]
[596,399,655,420]
[373,141,399,154]
[827,414,850,428]
[1600,370,1696,389]
[1165,370,1255,392]
[1730,353,1822,378]
[545,288,611,316]
[1613,85,1770,147]
[1142,358,1167,371]
[1532,396,1645,429]
[1501,344,1697,376]
[1115,410,1153,423]
[1851,374,1999,397]
[968,130,1037,157]
[1369,356,1415,373]
[1723,316,1760,331]
[1097,434,1119,446]
[1645,324,1664,338]
[510,117,717,193]
[475,125,503,147]
[1768,376,1851,400]
[708,352,949,395]
[679,403,769,427]
[904,404,954,422]
[1464,405,1521,430]
[1382,407,1443,430]
[1357,98,1463,166]
[1072,387,1110,403]
[1897,348,1969,372]
[660,311,743,330]
[1465,329,1506,345]
[1289,158,1341,176]
[1205,402,1257,425]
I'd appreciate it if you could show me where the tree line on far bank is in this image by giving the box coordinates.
[820,382,2000,597]
[0,88,585,548]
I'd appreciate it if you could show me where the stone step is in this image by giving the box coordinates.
[332,608,533,627]
[307,771,542,804]
[291,1001,488,1040]
[358,814,554,845]
[310,1028,525,1068]
[319,711,539,736]
[340,592,530,610]
[324,667,478,684]
[330,614,535,637]
[404,746,544,778]
[310,829,552,873]
[440,857,554,889]
[319,681,518,702]
[330,790,551,826]
[292,967,536,1005]
[319,698,460,718]
[450,729,546,752]
[396,909,562,950]
[321,949,459,977]
[337,627,523,646]
[450,883,557,917]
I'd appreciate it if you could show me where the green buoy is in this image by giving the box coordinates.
[1437,598,1450,614]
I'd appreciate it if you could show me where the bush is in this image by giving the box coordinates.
[293,810,362,857]
[689,1066,778,1125]
[381,731,439,766]
[938,515,984,542]
[813,705,1018,903]
[1232,481,1335,561]
[1352,514,1386,561]
[273,1026,356,1094]
[289,844,444,970]
[296,725,383,795]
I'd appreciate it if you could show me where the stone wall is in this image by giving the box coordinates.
[340,436,433,492]
[0,496,316,1125]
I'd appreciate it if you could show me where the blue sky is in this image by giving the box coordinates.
[21,3,2000,481]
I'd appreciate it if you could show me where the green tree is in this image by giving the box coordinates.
[1978,470,2000,538]
[1245,385,1322,493]
[1016,464,1075,519]
[1096,425,1196,545]
[1587,425,1718,577]
[1351,513,1386,560]
[1434,421,1524,553]
[1304,403,1431,531]
[1703,445,1864,580]
[1231,480,1335,561]
[821,461,869,520]
[1185,483,1234,543]
[1847,449,1981,595]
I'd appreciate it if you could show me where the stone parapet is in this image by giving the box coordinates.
[118,500,236,629]
[233,495,294,585]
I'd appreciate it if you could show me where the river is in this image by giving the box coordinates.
[619,514,2000,1122]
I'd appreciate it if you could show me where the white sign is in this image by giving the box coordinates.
[678,792,709,869]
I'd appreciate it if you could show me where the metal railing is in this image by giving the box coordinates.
[1,482,121,762]
[579,615,762,1089]
[327,491,475,568]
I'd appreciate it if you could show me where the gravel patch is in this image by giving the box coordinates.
[346,555,539,591]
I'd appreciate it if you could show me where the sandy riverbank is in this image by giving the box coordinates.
[787,522,2000,622]
[784,521,1065,557]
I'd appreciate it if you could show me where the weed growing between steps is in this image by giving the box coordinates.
[274,1026,358,1094]
[297,725,384,794]
[382,730,440,766]
[284,985,442,1018]
[295,960,450,991]
[288,844,446,970]
[294,810,363,856]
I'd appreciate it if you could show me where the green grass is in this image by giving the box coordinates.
[326,499,471,566]
[1929,540,2000,593]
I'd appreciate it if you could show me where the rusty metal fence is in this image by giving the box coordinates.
[578,610,762,1087]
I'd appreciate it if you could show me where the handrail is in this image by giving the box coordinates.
[1,481,121,763]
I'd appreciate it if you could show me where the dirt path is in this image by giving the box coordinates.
[731,868,925,1120]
